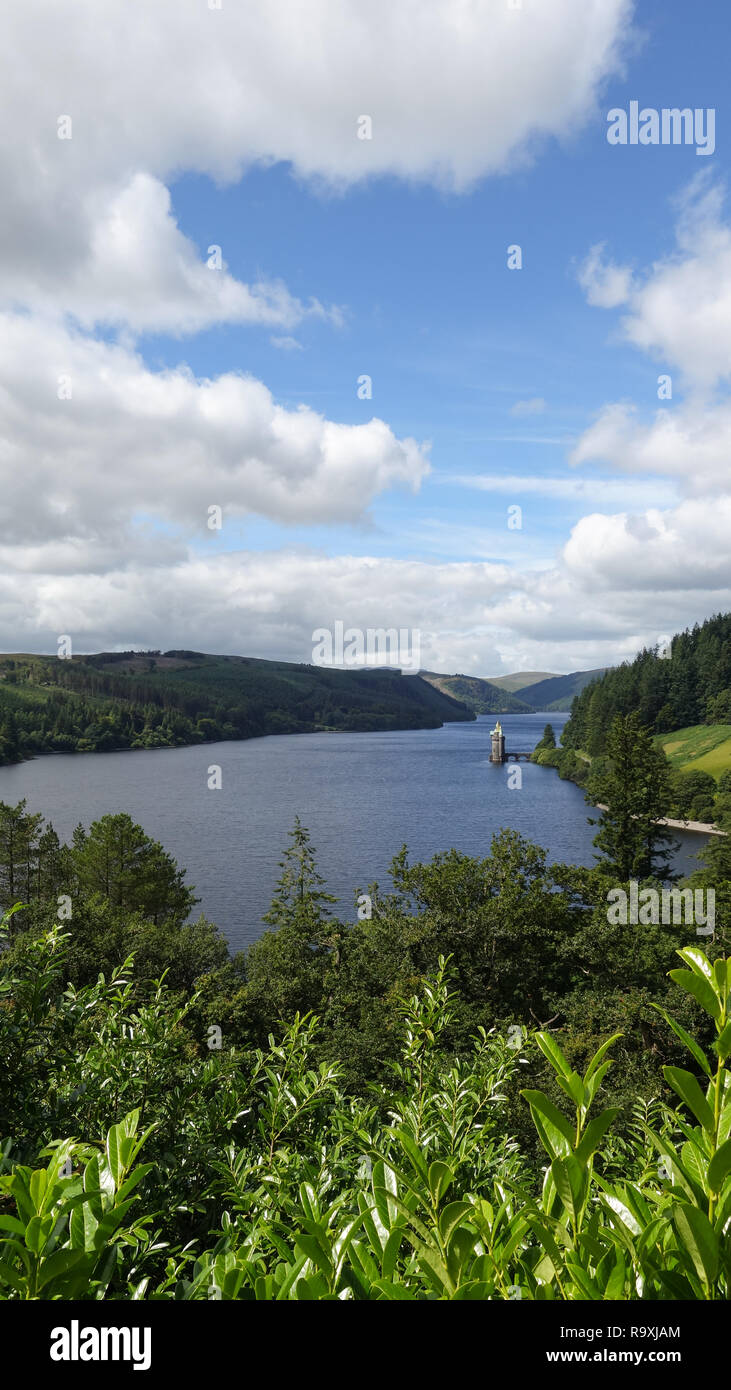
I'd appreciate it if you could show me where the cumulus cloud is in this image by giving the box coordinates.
[571,401,731,496]
[1,299,722,677]
[561,498,731,592]
[6,0,726,678]
[6,539,725,678]
[2,173,339,336]
[578,178,731,391]
[620,179,731,390]
[0,314,429,553]
[2,550,515,663]
[572,180,731,518]
[1,0,634,329]
[577,243,634,308]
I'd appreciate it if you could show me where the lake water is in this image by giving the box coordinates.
[0,712,710,954]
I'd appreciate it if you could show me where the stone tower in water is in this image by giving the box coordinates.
[490,719,505,763]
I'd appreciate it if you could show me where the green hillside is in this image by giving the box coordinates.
[518,667,610,711]
[656,723,731,778]
[485,670,557,693]
[0,650,473,766]
[421,671,533,714]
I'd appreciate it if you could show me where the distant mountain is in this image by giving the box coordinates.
[441,666,613,714]
[486,670,558,694]
[517,668,610,711]
[421,672,533,714]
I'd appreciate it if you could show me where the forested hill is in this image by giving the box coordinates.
[0,651,473,765]
[516,666,610,712]
[420,671,533,714]
[422,666,611,714]
[562,612,731,756]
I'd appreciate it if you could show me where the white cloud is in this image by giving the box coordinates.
[3,550,516,663]
[2,172,338,336]
[1,0,634,330]
[5,527,728,679]
[577,242,634,308]
[572,179,731,535]
[5,0,727,679]
[571,400,731,497]
[448,472,678,507]
[270,336,304,351]
[1,303,722,678]
[578,178,731,391]
[620,179,731,390]
[561,497,731,592]
[0,314,429,551]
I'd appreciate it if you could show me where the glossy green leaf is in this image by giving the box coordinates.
[584,1032,623,1081]
[663,1066,715,1132]
[574,1107,619,1164]
[427,1160,454,1204]
[651,1004,712,1077]
[534,1032,575,1083]
[714,1019,731,1062]
[672,1202,719,1287]
[707,1137,731,1194]
[676,948,714,982]
[521,1090,574,1159]
[438,1200,472,1247]
[669,969,720,1022]
[550,1155,588,1223]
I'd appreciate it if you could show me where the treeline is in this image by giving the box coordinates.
[1,805,730,1299]
[1,796,728,1130]
[533,715,731,831]
[562,611,731,755]
[532,613,731,829]
[0,651,472,766]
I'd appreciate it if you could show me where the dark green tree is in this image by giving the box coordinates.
[669,767,718,821]
[261,817,337,933]
[0,799,44,919]
[245,818,338,1029]
[70,813,197,925]
[588,712,677,880]
[689,832,731,941]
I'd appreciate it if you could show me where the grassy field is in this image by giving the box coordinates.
[656,724,731,778]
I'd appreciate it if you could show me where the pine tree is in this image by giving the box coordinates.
[588,712,677,880]
[0,799,44,920]
[247,818,338,1027]
[262,816,337,935]
[70,813,197,925]
[690,833,731,935]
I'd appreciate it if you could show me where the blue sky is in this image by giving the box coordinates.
[144,0,726,570]
[3,0,731,674]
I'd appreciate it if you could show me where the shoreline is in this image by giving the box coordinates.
[594,803,726,837]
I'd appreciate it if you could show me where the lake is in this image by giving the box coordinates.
[0,712,710,954]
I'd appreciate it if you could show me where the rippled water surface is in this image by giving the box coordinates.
[0,712,709,952]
